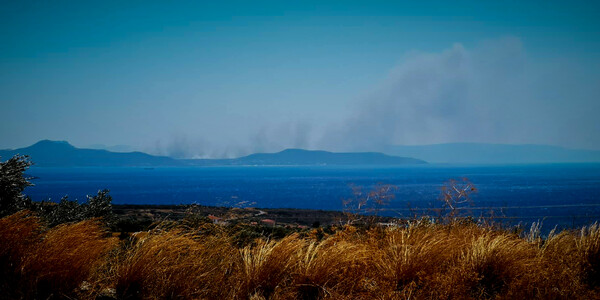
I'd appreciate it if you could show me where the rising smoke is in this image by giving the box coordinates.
[319,37,600,152]
[153,37,600,158]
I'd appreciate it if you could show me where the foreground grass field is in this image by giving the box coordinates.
[1,211,600,299]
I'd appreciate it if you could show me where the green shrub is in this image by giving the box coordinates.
[0,155,33,217]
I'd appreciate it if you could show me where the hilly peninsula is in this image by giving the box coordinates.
[0,140,426,167]
[0,140,180,167]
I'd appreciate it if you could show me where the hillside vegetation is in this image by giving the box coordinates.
[1,211,600,299]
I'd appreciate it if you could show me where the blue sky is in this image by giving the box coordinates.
[1,1,599,157]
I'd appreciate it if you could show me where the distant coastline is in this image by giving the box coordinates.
[3,140,600,167]
[0,140,426,167]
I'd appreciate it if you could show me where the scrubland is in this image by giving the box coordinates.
[1,211,600,299]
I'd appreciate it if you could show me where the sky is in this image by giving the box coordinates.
[1,1,599,158]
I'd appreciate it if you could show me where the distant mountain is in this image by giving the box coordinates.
[383,143,600,164]
[10,140,596,166]
[5,140,598,166]
[0,141,427,167]
[187,149,427,166]
[0,140,181,167]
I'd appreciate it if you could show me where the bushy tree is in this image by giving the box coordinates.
[83,189,114,222]
[0,155,33,217]
[42,191,115,227]
[42,196,82,226]
[1,155,114,225]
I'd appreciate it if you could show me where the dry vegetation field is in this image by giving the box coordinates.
[1,210,600,299]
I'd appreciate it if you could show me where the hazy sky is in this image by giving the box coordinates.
[1,1,599,157]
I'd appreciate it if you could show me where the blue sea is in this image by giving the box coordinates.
[24,164,600,230]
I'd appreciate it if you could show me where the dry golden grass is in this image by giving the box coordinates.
[113,229,237,299]
[373,223,471,298]
[0,210,41,265]
[0,213,117,299]
[290,237,372,299]
[22,219,118,298]
[576,223,600,287]
[0,211,42,299]
[238,235,303,298]
[2,211,600,299]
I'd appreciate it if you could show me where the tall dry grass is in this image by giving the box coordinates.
[2,210,600,299]
[290,237,372,299]
[0,211,42,299]
[0,212,117,299]
[22,219,118,299]
[113,229,237,299]
[238,235,303,298]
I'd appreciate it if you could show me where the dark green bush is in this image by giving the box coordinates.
[1,155,114,226]
[40,190,115,227]
[0,155,33,217]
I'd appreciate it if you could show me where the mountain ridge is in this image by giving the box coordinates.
[4,140,598,166]
[0,140,180,167]
[0,141,426,167]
